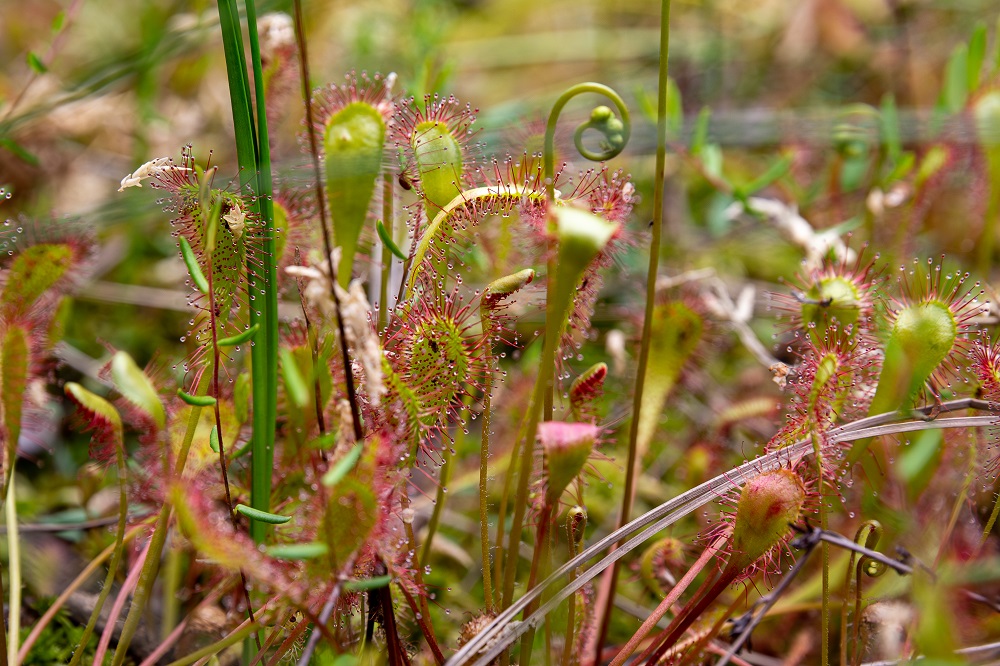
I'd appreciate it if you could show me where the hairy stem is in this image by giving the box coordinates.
[164,618,262,666]
[379,173,394,332]
[95,542,148,664]
[518,503,554,665]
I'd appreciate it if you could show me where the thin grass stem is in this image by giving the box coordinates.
[592,0,671,656]
[18,524,144,661]
[4,477,20,666]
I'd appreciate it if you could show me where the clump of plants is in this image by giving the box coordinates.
[4,2,1000,665]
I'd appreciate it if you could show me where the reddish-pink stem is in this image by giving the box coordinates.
[608,536,725,666]
[93,541,150,664]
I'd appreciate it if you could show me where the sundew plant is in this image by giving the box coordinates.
[4,1,1000,665]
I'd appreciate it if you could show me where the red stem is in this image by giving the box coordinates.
[637,560,740,665]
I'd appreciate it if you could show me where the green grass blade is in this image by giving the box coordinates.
[216,0,277,548]
[244,0,278,546]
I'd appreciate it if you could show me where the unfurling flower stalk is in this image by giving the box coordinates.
[502,204,616,664]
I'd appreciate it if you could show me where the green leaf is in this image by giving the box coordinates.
[235,503,292,525]
[216,323,259,347]
[634,301,703,461]
[279,347,309,410]
[176,389,216,407]
[943,44,969,113]
[110,351,166,430]
[967,21,987,93]
[884,151,915,183]
[266,542,329,560]
[691,107,711,155]
[343,575,392,592]
[701,144,723,180]
[376,219,407,260]
[209,425,220,453]
[737,153,792,197]
[880,94,902,165]
[178,236,209,295]
[26,52,47,74]
[0,138,40,166]
[322,443,363,487]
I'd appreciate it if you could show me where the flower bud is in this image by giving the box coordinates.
[538,421,598,506]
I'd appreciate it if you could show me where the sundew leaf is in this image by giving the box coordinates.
[324,102,387,286]
[322,475,377,569]
[1,324,29,489]
[406,183,544,294]
[279,347,309,410]
[634,301,703,461]
[64,382,123,467]
[1,244,75,318]
[110,351,166,431]
[46,295,72,346]
[412,120,463,211]
[170,483,281,583]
